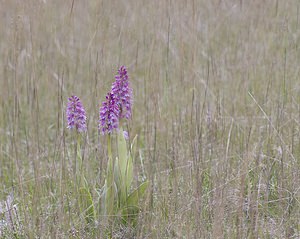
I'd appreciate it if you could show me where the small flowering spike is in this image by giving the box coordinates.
[66,95,87,132]
[111,66,133,119]
[99,92,120,134]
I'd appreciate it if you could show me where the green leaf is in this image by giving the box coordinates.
[120,181,149,224]
[125,153,133,193]
[117,127,128,181]
[125,134,137,193]
[130,135,138,161]
[105,155,115,217]
[79,187,95,224]
[126,181,149,208]
[113,156,120,187]
[117,127,133,205]
[114,156,125,206]
[99,182,107,213]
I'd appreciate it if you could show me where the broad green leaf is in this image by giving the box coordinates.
[120,181,149,225]
[114,157,120,189]
[130,135,138,161]
[117,127,128,181]
[99,182,107,213]
[105,156,115,217]
[79,187,95,224]
[114,156,126,206]
[121,204,140,225]
[117,127,133,206]
[125,153,133,194]
[126,181,149,208]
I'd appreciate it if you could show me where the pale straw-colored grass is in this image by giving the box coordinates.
[0,0,299,238]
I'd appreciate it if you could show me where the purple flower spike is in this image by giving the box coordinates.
[99,92,120,134]
[111,66,133,119]
[66,95,87,132]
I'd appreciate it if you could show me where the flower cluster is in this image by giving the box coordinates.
[66,95,87,132]
[111,66,133,119]
[66,66,132,135]
[99,92,120,134]
[99,66,132,134]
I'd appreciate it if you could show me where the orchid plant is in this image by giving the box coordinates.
[66,95,95,224]
[99,66,148,226]
[66,66,148,233]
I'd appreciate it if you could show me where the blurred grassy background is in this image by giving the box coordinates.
[0,0,300,238]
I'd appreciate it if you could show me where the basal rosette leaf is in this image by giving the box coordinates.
[116,127,133,205]
[126,181,149,208]
[105,136,115,218]
[126,153,133,195]
[121,181,149,224]
[79,187,96,224]
[114,156,125,205]
[130,135,138,161]
[117,127,128,181]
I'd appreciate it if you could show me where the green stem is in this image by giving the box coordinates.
[76,133,96,225]
[76,133,83,187]
[107,134,112,160]
[105,134,115,221]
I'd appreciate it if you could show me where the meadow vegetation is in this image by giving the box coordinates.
[0,0,300,238]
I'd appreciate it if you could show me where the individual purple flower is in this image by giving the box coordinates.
[123,130,129,140]
[99,92,120,134]
[111,66,133,119]
[66,95,87,132]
